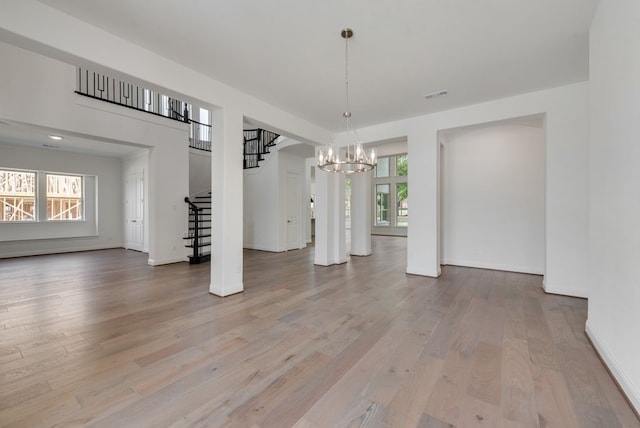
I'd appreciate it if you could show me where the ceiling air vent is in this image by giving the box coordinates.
[424,90,448,100]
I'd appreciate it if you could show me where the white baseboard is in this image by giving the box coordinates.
[314,255,349,266]
[351,250,372,257]
[586,319,640,415]
[542,280,588,299]
[406,263,441,278]
[209,281,243,297]
[147,256,186,266]
[441,258,543,275]
[243,244,283,253]
[0,245,122,259]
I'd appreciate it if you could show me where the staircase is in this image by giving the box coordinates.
[243,129,280,169]
[184,194,212,264]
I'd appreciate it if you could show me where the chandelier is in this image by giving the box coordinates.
[317,28,376,174]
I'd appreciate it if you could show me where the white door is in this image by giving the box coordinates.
[286,172,300,250]
[125,171,144,251]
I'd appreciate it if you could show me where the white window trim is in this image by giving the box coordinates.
[372,153,408,236]
[0,169,97,242]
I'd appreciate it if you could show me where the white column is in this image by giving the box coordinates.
[406,130,441,277]
[314,167,347,266]
[210,107,244,296]
[350,171,372,256]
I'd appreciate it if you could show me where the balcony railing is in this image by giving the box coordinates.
[75,67,192,123]
[75,67,213,152]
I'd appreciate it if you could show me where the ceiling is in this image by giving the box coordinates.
[37,0,599,132]
[0,120,145,158]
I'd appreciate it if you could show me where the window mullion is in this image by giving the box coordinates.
[37,172,47,222]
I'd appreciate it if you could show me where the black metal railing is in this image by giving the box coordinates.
[76,67,191,124]
[243,129,280,169]
[76,67,213,152]
[184,196,211,264]
[189,120,212,151]
[76,68,282,169]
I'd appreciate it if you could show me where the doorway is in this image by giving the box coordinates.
[125,170,144,251]
[286,171,301,250]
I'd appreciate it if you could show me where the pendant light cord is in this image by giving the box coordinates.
[344,32,350,116]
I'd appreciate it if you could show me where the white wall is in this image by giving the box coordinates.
[0,142,123,257]
[354,82,589,297]
[189,148,211,196]
[441,124,545,274]
[587,0,640,413]
[243,153,280,252]
[0,41,189,265]
[371,140,408,157]
[243,145,307,252]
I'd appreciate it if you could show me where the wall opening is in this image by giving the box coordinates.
[439,114,545,275]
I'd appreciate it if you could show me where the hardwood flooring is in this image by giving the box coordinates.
[0,236,638,427]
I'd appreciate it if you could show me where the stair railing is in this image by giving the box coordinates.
[184,197,201,262]
[190,120,212,151]
[243,129,280,169]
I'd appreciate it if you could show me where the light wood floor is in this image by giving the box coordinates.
[0,237,638,427]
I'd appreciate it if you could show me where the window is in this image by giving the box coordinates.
[397,154,408,176]
[372,153,408,232]
[143,88,153,112]
[0,169,85,223]
[396,183,408,227]
[46,174,83,221]
[199,107,211,141]
[160,94,170,117]
[376,184,390,226]
[375,157,390,178]
[0,170,36,221]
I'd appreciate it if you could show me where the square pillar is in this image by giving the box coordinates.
[350,170,372,256]
[210,107,244,296]
[314,166,347,266]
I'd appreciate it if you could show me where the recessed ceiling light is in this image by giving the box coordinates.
[424,90,448,100]
[48,135,64,140]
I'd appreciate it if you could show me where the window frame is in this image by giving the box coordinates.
[0,169,87,224]
[0,169,37,223]
[45,173,85,222]
[372,153,408,236]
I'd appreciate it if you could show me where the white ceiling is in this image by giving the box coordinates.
[0,120,145,158]
[37,0,599,132]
